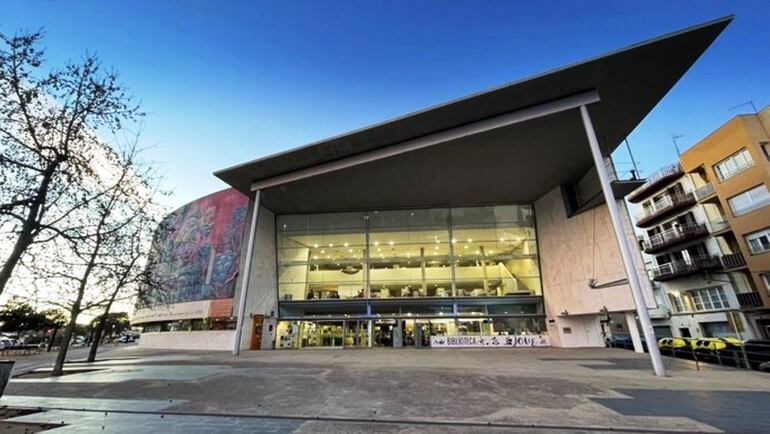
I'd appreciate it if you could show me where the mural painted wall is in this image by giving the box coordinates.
[142,189,249,307]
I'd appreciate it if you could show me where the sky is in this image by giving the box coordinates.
[1,0,769,210]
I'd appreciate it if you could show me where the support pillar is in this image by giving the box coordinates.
[625,311,643,353]
[233,190,261,355]
[580,105,666,377]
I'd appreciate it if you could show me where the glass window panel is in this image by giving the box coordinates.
[276,204,542,303]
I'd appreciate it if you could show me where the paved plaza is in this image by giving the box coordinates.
[1,346,769,433]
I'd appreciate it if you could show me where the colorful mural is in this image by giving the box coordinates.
[142,189,249,307]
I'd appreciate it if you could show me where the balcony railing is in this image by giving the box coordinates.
[650,255,722,281]
[721,252,747,270]
[627,163,684,203]
[642,222,709,254]
[693,183,716,201]
[707,219,731,233]
[736,292,763,308]
[635,192,696,227]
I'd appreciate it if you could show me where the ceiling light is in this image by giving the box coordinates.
[344,242,349,247]
[314,244,319,248]
[467,239,473,243]
[451,239,457,244]
[374,241,380,246]
[389,241,394,246]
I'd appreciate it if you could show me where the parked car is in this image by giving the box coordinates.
[759,361,770,373]
[693,338,743,366]
[657,337,696,358]
[742,340,770,370]
[0,338,14,350]
[117,335,135,344]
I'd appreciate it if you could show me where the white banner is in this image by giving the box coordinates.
[430,334,550,348]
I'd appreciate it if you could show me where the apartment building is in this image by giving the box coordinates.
[629,106,770,339]
[680,106,770,337]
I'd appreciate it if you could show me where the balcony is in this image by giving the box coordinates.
[721,252,747,270]
[635,192,696,228]
[642,222,709,254]
[651,255,722,281]
[627,163,684,203]
[693,183,717,201]
[736,292,764,308]
[707,219,731,234]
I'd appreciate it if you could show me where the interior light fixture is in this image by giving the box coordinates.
[389,241,394,246]
[314,244,319,248]
[467,239,473,243]
[452,239,457,244]
[344,242,349,247]
[374,241,380,246]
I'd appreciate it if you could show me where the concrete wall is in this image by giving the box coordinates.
[536,186,654,347]
[139,330,235,351]
[232,197,278,351]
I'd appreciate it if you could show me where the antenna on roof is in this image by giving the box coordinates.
[729,100,769,138]
[671,134,684,156]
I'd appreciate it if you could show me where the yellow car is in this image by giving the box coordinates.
[693,337,742,351]
[658,337,696,351]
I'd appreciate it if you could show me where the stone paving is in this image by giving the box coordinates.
[1,346,769,433]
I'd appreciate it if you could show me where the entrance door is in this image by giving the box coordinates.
[373,320,396,347]
[343,321,367,348]
[250,315,264,350]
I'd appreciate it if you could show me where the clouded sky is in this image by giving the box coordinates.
[2,1,769,209]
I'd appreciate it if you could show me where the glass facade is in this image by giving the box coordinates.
[277,205,541,301]
[275,205,545,349]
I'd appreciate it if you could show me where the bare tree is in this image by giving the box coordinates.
[24,139,163,376]
[0,30,142,296]
[86,196,161,363]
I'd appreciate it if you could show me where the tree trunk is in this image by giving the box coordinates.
[0,229,34,296]
[87,304,112,363]
[47,327,59,352]
[52,308,79,376]
[0,168,53,296]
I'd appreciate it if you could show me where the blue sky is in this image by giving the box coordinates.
[2,1,769,208]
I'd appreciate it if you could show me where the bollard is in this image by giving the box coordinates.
[741,346,751,370]
[0,360,15,398]
[692,349,700,371]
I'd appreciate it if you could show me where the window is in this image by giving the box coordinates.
[728,184,770,216]
[761,142,770,161]
[745,228,770,255]
[761,273,770,291]
[713,148,754,181]
[686,286,730,311]
[668,293,684,313]
[276,205,541,301]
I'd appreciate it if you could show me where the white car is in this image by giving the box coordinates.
[0,338,14,350]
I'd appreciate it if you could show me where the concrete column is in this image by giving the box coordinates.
[580,105,665,376]
[233,190,261,355]
[625,311,644,353]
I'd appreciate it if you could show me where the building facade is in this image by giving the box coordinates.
[134,18,732,353]
[630,106,770,339]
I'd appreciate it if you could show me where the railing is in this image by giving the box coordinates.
[707,219,730,233]
[650,255,721,281]
[642,222,708,253]
[693,183,716,201]
[721,252,747,270]
[635,192,695,226]
[627,163,684,203]
[736,292,763,308]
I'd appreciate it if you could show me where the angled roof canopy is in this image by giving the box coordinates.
[215,16,732,214]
